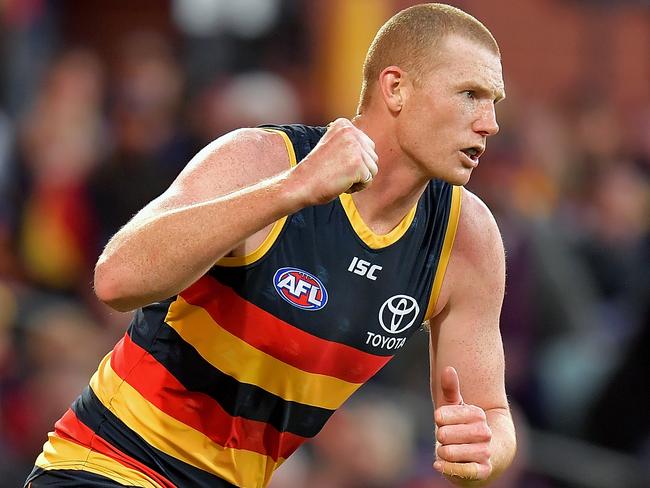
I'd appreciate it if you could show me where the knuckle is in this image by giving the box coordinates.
[338,123,353,133]
[474,407,487,421]
[340,130,359,146]
[477,444,491,461]
[467,405,487,421]
[480,423,492,440]
[465,404,484,419]
[331,118,349,128]
[343,133,361,147]
[473,423,491,441]
[481,460,494,479]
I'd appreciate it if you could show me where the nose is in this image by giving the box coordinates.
[473,102,499,136]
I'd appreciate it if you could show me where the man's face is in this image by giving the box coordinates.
[396,35,505,185]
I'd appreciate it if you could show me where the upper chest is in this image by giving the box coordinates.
[211,192,451,356]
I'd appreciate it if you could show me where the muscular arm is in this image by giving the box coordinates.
[429,188,516,485]
[93,128,302,311]
[94,120,378,311]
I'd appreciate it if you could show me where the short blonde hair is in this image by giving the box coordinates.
[358,3,499,112]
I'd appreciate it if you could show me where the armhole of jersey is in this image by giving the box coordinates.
[424,185,462,320]
[216,128,297,267]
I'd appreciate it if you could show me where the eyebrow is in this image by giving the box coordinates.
[460,82,506,103]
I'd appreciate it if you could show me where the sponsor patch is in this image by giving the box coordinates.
[379,294,419,334]
[273,267,328,311]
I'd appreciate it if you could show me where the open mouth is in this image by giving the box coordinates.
[460,146,484,163]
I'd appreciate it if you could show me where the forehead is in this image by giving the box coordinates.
[425,35,505,98]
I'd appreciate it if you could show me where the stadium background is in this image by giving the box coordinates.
[0,0,648,486]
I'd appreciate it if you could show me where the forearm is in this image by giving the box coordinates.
[445,407,516,487]
[94,170,305,311]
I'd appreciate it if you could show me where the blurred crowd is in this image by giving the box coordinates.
[0,1,648,487]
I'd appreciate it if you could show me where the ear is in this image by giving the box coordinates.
[378,66,407,114]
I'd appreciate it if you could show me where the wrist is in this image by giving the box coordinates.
[281,162,316,209]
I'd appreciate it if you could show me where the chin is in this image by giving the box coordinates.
[438,168,472,187]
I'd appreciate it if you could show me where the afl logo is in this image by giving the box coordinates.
[379,294,419,334]
[273,267,328,311]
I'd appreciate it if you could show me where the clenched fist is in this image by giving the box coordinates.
[292,118,378,206]
[434,367,493,482]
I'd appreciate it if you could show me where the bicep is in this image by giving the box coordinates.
[128,128,291,224]
[429,189,508,410]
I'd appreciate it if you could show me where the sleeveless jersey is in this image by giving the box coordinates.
[28,124,461,488]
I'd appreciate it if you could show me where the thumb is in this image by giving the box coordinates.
[440,366,464,406]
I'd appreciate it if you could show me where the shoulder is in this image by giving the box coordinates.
[192,128,291,174]
[142,127,294,214]
[171,128,292,195]
[260,123,327,161]
[454,188,504,272]
[435,188,505,313]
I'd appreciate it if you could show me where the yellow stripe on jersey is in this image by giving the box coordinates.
[89,355,280,488]
[218,128,297,267]
[35,433,163,488]
[425,185,462,319]
[217,215,288,267]
[263,128,298,168]
[165,296,363,410]
[338,192,417,249]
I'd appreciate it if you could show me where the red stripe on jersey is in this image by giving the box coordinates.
[54,408,175,488]
[181,276,391,383]
[111,335,306,461]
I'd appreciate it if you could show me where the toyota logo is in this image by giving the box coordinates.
[378,294,420,334]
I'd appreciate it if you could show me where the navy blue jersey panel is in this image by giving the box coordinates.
[211,124,454,357]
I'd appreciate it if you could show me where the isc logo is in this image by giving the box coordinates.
[348,256,382,281]
[273,267,328,311]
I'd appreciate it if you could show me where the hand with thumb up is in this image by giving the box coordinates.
[433,366,493,482]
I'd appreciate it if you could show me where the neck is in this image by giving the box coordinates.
[349,113,429,235]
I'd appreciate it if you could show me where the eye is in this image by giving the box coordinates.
[463,90,476,99]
